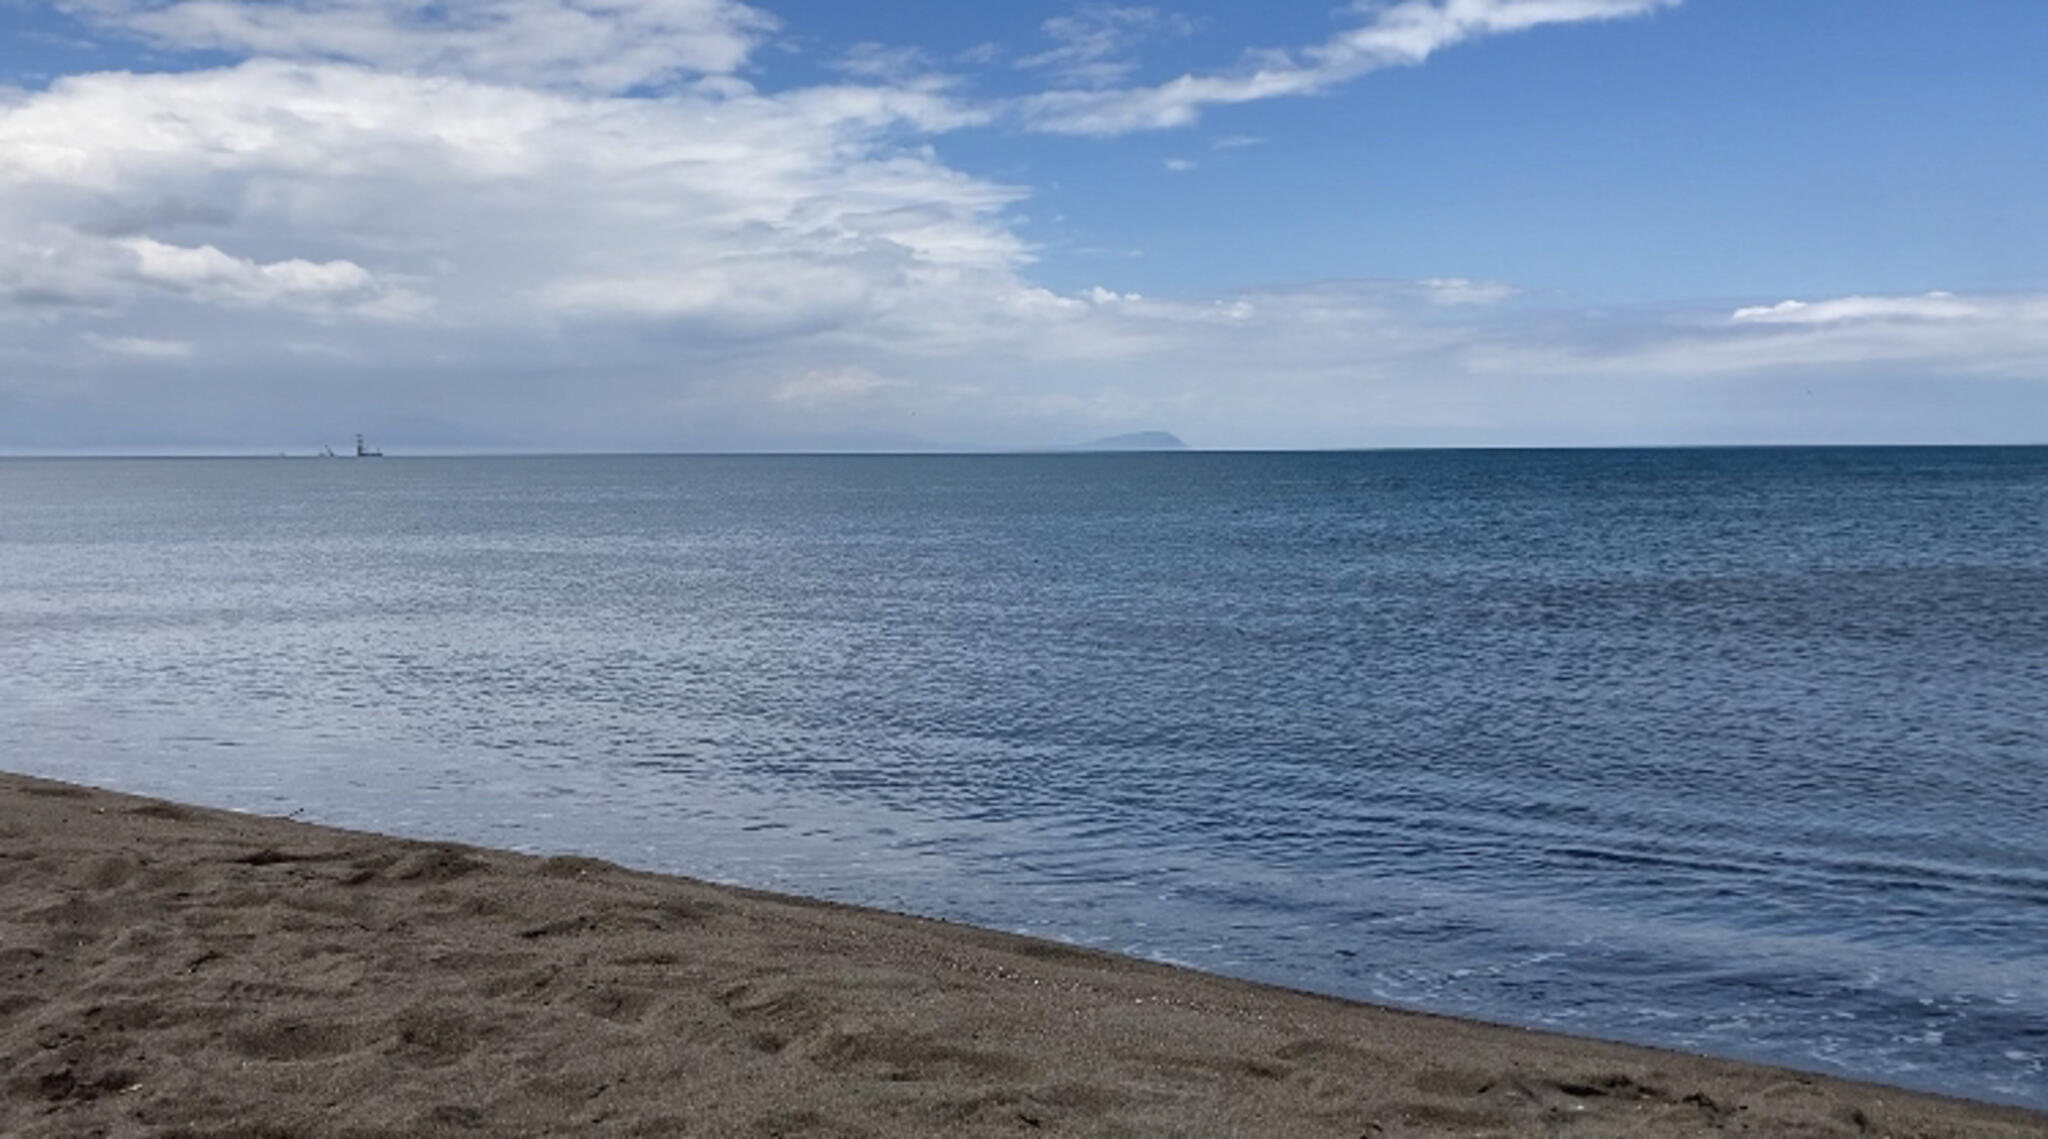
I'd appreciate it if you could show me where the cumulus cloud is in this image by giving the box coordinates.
[0,36,1059,446]
[3,0,2042,452]
[120,237,407,311]
[58,0,778,92]
[0,59,1005,335]
[1020,0,1679,135]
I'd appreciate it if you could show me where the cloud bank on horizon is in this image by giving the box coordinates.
[2,0,2044,450]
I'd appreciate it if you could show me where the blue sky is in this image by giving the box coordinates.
[801,0,2048,306]
[2,0,2045,450]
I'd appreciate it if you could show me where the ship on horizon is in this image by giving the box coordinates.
[355,434,383,458]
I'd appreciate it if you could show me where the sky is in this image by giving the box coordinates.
[2,0,2045,452]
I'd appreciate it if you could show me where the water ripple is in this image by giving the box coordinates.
[2,447,2044,1108]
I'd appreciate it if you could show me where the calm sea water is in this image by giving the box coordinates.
[2,449,2045,1108]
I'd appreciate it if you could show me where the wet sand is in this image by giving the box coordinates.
[4,770,2042,1137]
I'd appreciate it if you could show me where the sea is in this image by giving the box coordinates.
[2,447,2044,1109]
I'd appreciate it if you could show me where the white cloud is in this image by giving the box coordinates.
[1420,277,1518,306]
[1162,156,1195,172]
[120,236,401,310]
[0,59,1005,335]
[4,0,2043,452]
[1472,290,2048,382]
[833,42,935,84]
[1728,291,2013,325]
[58,0,778,92]
[956,42,1004,67]
[1020,0,1679,135]
[1017,5,1195,89]
[3,226,412,316]
[772,366,892,405]
[85,332,193,357]
[0,47,1060,445]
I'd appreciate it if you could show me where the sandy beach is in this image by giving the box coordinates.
[3,771,2041,1138]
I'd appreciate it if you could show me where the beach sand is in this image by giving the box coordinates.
[4,771,2042,1138]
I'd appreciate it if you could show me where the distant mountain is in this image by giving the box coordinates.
[1073,431,1188,451]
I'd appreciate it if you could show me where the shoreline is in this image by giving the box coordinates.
[4,770,2042,1137]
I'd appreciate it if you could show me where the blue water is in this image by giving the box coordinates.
[2,448,2044,1109]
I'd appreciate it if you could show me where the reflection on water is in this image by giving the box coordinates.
[2,448,2045,1108]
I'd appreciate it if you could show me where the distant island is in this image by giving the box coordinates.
[1072,431,1188,451]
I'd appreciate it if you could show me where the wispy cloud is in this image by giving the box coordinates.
[833,42,935,83]
[7,0,2041,451]
[1162,156,1196,172]
[1729,291,2015,325]
[1016,5,1195,89]
[772,366,894,405]
[956,42,1004,67]
[84,332,192,358]
[1420,277,1518,306]
[1470,290,2048,383]
[1020,0,1679,135]
[57,0,778,92]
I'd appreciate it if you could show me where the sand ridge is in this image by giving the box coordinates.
[3,772,2043,1137]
